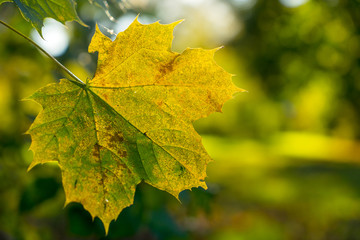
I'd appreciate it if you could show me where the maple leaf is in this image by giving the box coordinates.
[0,0,84,35]
[27,18,243,233]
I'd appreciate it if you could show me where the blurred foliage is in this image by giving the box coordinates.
[0,0,360,239]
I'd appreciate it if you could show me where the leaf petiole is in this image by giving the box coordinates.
[0,20,86,85]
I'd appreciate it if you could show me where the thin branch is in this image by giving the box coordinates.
[0,20,86,85]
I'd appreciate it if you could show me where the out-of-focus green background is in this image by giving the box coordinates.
[1,0,360,239]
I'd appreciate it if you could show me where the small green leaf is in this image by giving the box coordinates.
[1,0,85,35]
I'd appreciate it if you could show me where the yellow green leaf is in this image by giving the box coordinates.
[27,18,243,233]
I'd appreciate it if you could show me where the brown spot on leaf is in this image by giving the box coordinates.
[103,93,109,100]
[120,150,127,158]
[105,131,128,158]
[159,62,173,75]
[206,90,220,110]
[117,161,127,169]
[110,132,124,143]
[156,100,163,107]
[155,55,179,83]
[114,148,127,158]
[93,143,100,159]
[108,132,124,149]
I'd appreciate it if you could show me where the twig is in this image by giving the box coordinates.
[0,20,86,85]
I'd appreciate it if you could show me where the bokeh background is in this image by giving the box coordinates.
[1,0,360,239]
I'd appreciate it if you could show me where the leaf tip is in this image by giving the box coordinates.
[200,182,208,191]
[76,18,89,28]
[171,19,184,26]
[103,220,111,236]
[27,161,37,172]
[215,46,224,51]
[22,94,36,102]
[173,194,182,203]
[133,14,142,26]
[63,199,71,208]
[236,87,248,93]
[94,23,101,32]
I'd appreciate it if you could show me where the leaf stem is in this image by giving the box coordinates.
[0,20,85,85]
